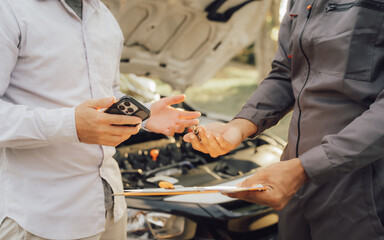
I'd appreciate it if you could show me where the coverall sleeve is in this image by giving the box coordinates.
[234,0,295,135]
[300,91,384,185]
[0,2,79,149]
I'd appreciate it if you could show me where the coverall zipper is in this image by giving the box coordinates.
[296,1,315,157]
[325,0,384,12]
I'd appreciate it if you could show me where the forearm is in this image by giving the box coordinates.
[234,9,295,136]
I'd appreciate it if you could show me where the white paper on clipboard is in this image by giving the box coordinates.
[113,184,267,196]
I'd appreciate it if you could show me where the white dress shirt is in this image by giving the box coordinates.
[0,0,127,238]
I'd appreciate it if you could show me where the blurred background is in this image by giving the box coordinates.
[140,0,291,141]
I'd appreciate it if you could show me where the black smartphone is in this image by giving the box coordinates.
[104,95,151,126]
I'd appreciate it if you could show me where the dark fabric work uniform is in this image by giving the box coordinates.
[235,0,384,239]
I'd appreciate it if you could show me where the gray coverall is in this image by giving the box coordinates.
[235,0,384,239]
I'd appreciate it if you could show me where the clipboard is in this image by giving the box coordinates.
[113,184,267,196]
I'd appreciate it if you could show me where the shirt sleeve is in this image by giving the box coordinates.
[0,1,79,149]
[234,1,295,136]
[300,90,384,185]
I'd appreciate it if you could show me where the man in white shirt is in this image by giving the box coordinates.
[0,0,200,239]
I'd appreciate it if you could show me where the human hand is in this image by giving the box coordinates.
[75,97,142,146]
[183,122,241,157]
[224,158,309,210]
[183,118,257,158]
[145,95,201,136]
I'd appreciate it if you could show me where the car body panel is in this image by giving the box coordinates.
[104,0,264,90]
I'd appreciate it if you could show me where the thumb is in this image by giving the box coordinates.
[86,97,116,109]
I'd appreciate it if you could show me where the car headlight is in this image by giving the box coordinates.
[126,208,196,240]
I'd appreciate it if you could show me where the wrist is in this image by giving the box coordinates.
[228,118,258,141]
[293,158,309,185]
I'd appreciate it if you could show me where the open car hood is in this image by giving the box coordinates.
[104,0,264,91]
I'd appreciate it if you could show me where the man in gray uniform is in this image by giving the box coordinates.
[184,0,384,239]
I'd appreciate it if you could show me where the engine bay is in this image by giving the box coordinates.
[114,127,283,192]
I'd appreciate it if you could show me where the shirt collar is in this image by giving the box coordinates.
[56,0,100,10]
